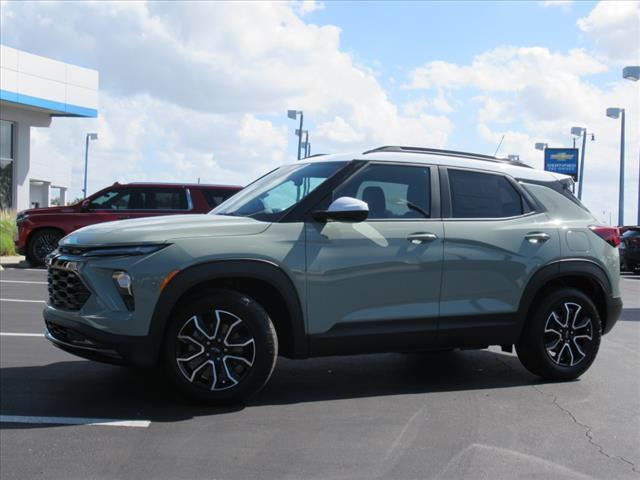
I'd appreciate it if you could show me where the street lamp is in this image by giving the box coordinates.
[300,130,310,159]
[571,126,594,200]
[623,66,639,225]
[534,143,548,151]
[606,108,626,226]
[82,133,98,198]
[287,110,304,160]
[623,66,640,82]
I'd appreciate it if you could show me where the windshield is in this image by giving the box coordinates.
[211,161,348,221]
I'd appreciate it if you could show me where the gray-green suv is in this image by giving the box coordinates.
[44,146,623,403]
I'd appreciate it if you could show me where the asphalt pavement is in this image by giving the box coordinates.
[1,266,639,480]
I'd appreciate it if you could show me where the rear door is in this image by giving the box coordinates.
[120,187,192,220]
[439,167,559,345]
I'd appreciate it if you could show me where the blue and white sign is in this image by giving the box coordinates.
[544,148,579,180]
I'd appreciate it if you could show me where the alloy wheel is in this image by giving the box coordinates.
[175,309,256,391]
[543,302,594,367]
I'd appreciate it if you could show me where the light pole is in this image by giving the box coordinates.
[82,133,98,198]
[606,108,626,226]
[571,127,595,200]
[623,66,640,82]
[300,130,309,159]
[287,110,304,160]
[623,66,639,225]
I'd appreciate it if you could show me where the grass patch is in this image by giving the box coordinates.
[0,210,17,256]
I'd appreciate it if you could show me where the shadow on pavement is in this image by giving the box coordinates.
[0,349,550,429]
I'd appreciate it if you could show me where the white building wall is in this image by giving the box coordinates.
[1,45,98,115]
[0,104,52,211]
[0,45,98,211]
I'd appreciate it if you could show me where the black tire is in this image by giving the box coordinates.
[516,288,601,381]
[163,289,278,404]
[27,229,63,266]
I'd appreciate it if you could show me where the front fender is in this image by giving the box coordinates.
[147,259,307,363]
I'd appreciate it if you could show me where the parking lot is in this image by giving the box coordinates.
[0,265,638,480]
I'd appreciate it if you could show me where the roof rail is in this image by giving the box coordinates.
[362,145,531,168]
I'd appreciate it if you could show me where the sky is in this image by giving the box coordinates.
[0,0,639,224]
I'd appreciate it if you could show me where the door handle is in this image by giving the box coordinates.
[525,232,550,244]
[407,232,438,244]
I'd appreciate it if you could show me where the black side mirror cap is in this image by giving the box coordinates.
[311,209,368,223]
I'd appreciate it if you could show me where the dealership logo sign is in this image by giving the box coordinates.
[544,148,579,180]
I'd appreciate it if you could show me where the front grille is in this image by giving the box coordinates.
[48,268,91,311]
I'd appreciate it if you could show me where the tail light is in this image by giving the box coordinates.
[588,225,620,247]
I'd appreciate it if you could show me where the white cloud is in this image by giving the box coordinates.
[0,1,455,198]
[433,89,454,113]
[315,116,366,144]
[294,0,325,15]
[577,0,640,64]
[406,47,607,93]
[540,0,573,9]
[405,37,639,224]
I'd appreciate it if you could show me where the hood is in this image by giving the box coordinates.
[61,214,270,246]
[21,205,78,216]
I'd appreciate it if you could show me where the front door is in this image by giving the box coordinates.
[305,163,444,353]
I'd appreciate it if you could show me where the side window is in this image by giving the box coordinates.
[138,188,188,210]
[448,169,525,219]
[333,164,431,219]
[89,189,131,210]
[201,189,237,209]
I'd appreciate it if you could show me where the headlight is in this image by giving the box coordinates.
[112,271,135,311]
[16,211,28,225]
[60,244,169,257]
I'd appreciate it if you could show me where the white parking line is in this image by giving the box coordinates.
[0,268,45,273]
[0,415,151,428]
[0,299,46,303]
[0,280,47,285]
[0,332,43,337]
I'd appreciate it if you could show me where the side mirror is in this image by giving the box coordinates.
[312,196,369,223]
[81,200,91,212]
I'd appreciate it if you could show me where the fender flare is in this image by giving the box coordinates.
[516,258,613,336]
[147,259,307,362]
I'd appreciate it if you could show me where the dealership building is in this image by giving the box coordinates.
[0,45,98,211]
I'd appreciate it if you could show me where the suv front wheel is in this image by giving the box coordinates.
[163,289,278,404]
[517,288,602,381]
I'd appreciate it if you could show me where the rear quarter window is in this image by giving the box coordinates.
[449,169,525,218]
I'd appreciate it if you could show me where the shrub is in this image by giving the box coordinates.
[0,210,17,256]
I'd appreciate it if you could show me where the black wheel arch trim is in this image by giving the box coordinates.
[147,259,307,363]
[516,258,617,338]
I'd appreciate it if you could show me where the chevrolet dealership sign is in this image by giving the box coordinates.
[544,148,579,180]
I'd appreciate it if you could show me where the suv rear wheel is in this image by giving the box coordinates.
[163,289,278,404]
[517,288,602,380]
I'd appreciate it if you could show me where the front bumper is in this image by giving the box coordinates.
[44,311,157,367]
[603,295,623,335]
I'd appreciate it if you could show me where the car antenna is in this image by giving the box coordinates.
[494,134,505,157]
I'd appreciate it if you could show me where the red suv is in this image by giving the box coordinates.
[15,182,242,265]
